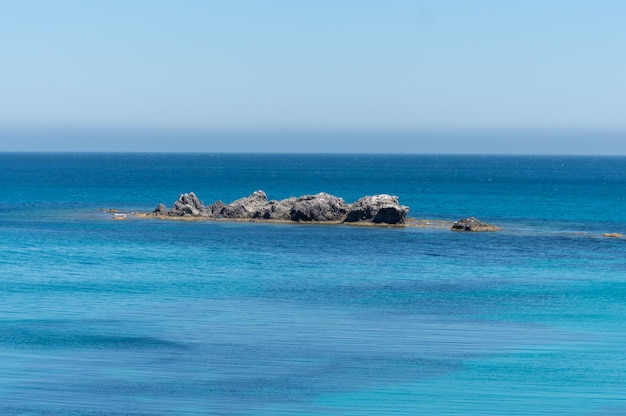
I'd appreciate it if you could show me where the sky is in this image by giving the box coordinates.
[1,0,625,153]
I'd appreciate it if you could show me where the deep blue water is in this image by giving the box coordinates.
[0,153,625,415]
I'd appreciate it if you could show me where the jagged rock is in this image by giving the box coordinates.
[153,203,168,216]
[170,192,206,217]
[262,198,297,221]
[344,194,409,224]
[151,190,411,225]
[289,193,348,222]
[206,200,229,217]
[220,190,269,219]
[451,217,499,232]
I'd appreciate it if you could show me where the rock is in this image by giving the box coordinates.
[153,203,168,216]
[451,217,499,232]
[206,200,229,218]
[289,193,348,222]
[170,192,206,217]
[262,198,296,221]
[344,194,409,224]
[220,190,269,219]
[151,190,411,225]
[602,233,623,238]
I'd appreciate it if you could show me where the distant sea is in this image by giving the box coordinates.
[1,153,625,415]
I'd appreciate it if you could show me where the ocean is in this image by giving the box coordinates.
[0,153,625,415]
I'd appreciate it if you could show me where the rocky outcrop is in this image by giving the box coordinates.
[168,192,206,217]
[206,200,228,217]
[289,193,348,222]
[153,203,169,216]
[451,217,499,232]
[217,190,269,219]
[345,194,409,224]
[150,190,408,225]
[263,198,296,221]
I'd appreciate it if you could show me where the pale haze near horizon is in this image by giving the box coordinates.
[1,0,625,154]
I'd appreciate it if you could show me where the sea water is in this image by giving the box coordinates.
[0,153,625,415]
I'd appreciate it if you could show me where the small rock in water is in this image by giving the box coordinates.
[153,203,168,216]
[344,194,408,224]
[451,217,499,232]
[602,233,623,238]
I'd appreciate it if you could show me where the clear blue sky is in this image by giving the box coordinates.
[1,0,625,153]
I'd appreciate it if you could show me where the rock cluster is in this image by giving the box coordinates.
[451,217,499,232]
[150,190,409,225]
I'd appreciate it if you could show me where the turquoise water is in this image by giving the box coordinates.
[0,153,625,415]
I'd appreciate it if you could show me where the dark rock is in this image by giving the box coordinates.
[344,194,409,224]
[262,198,297,221]
[170,192,206,217]
[205,200,227,218]
[221,190,269,219]
[451,217,499,232]
[152,190,412,225]
[153,203,168,216]
[289,193,348,222]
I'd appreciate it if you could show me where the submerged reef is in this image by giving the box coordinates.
[602,233,624,238]
[148,190,410,225]
[450,217,500,232]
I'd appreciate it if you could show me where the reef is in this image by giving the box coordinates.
[602,233,624,238]
[450,217,500,232]
[148,190,410,225]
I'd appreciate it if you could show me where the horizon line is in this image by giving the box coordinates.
[1,127,625,155]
